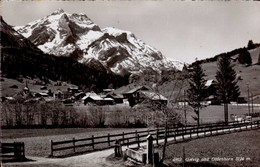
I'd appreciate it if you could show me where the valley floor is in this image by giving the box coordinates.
[3,128,259,167]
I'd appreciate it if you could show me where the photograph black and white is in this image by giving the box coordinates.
[1,1,260,167]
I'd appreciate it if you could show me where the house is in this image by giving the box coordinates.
[237,97,247,104]
[138,91,168,105]
[102,98,114,105]
[106,93,124,104]
[68,87,79,93]
[54,89,64,99]
[83,95,114,105]
[40,86,47,90]
[205,79,217,97]
[34,92,49,97]
[122,85,150,99]
[124,86,167,107]
[75,92,86,100]
[103,89,115,94]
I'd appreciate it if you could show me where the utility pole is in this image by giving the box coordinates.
[251,93,254,114]
[247,84,250,115]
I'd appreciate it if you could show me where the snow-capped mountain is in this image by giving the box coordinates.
[15,9,184,74]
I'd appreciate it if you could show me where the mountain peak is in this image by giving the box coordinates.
[14,11,184,74]
[51,8,65,15]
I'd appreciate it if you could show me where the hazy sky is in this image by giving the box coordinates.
[1,1,260,63]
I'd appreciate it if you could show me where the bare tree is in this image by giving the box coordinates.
[88,106,106,127]
[131,69,186,163]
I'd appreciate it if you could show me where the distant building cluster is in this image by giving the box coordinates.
[2,82,168,107]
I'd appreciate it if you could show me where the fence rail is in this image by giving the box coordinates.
[1,142,25,159]
[50,120,260,157]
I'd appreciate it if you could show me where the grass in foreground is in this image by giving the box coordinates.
[158,129,260,167]
[2,128,147,157]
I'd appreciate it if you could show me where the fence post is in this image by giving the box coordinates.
[22,142,25,158]
[108,133,110,147]
[182,129,184,141]
[146,135,154,165]
[137,134,140,148]
[156,129,159,145]
[73,138,75,153]
[197,127,199,138]
[122,132,125,144]
[174,130,176,142]
[50,140,53,157]
[14,142,18,158]
[92,135,95,150]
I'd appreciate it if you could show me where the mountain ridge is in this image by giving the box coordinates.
[14,9,184,74]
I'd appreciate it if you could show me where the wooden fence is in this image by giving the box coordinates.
[50,120,260,157]
[1,142,25,160]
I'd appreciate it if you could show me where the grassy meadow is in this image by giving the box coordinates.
[160,129,260,167]
[181,104,260,124]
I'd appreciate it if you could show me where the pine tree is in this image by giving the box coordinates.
[247,40,255,50]
[258,53,260,65]
[187,60,207,126]
[215,54,240,125]
[238,49,252,65]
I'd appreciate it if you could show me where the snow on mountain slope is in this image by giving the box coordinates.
[15,9,184,74]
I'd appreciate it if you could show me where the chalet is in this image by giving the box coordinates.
[68,87,79,93]
[54,89,64,99]
[40,86,47,90]
[237,97,247,104]
[122,85,150,99]
[205,79,217,97]
[139,91,168,105]
[103,89,115,94]
[106,93,124,104]
[9,85,18,89]
[75,92,86,100]
[34,92,49,97]
[102,98,114,105]
[124,86,167,107]
[83,95,114,105]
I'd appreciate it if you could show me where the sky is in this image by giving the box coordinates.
[1,1,260,64]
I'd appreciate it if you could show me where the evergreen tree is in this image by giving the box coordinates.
[215,54,240,125]
[258,53,260,65]
[187,60,207,126]
[238,49,252,65]
[247,40,255,50]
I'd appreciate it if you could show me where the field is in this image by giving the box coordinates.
[159,129,260,167]
[182,105,260,124]
[1,128,147,157]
